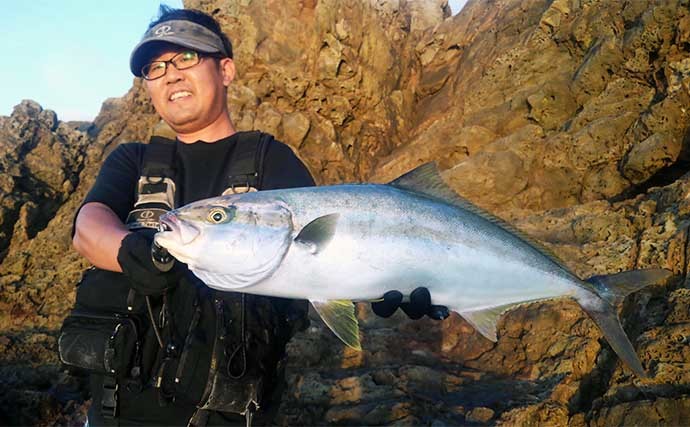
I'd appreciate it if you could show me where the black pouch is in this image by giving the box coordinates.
[59,312,140,376]
[59,268,146,378]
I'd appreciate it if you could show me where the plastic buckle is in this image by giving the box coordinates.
[222,174,258,195]
[101,378,118,418]
[135,176,176,209]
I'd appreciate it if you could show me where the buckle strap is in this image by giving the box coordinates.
[134,176,176,209]
[143,136,177,177]
[101,375,118,419]
[222,131,271,193]
[140,136,177,208]
[126,136,178,230]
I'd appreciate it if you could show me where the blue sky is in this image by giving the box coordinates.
[2,0,465,122]
[2,1,183,122]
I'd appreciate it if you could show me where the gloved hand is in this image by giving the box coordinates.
[117,229,183,296]
[371,287,450,320]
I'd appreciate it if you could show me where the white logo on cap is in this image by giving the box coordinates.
[154,25,174,37]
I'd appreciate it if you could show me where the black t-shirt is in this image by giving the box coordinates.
[82,132,315,220]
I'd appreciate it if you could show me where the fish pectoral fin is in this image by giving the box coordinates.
[294,214,339,254]
[311,299,361,351]
[459,303,517,342]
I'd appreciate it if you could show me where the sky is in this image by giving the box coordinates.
[2,0,183,122]
[2,0,466,122]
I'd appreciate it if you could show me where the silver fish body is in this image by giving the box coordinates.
[156,164,671,376]
[212,185,577,304]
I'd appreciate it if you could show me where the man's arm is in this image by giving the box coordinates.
[73,202,130,272]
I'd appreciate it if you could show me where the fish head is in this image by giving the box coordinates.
[155,194,294,288]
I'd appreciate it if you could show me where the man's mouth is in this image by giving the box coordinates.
[169,91,192,102]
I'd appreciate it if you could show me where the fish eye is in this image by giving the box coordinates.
[207,207,231,224]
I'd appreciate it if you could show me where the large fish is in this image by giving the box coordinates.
[155,164,671,376]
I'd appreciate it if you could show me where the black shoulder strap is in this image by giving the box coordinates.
[143,136,177,178]
[223,131,271,193]
[125,136,178,230]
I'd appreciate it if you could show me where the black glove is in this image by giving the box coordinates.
[117,229,183,296]
[371,287,450,320]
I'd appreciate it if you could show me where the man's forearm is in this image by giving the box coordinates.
[73,202,130,272]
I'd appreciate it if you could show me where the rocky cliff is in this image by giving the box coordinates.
[1,0,689,425]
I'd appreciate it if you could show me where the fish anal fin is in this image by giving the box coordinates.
[459,303,519,342]
[295,214,339,254]
[311,300,361,351]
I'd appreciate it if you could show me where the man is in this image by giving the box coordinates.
[71,6,445,426]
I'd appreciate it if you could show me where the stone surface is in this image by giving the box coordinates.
[2,0,690,426]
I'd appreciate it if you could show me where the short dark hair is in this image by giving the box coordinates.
[149,5,233,59]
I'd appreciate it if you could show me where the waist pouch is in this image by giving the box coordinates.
[193,294,285,415]
[59,268,146,378]
[59,312,139,376]
[198,369,264,414]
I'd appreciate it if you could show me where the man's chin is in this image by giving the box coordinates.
[165,116,204,134]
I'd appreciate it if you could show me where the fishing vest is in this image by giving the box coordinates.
[59,131,304,426]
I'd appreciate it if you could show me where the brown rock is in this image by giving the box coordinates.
[445,150,528,209]
[590,397,690,427]
[623,132,683,184]
[466,406,494,423]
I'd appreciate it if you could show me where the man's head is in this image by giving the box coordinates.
[130,6,233,78]
[130,6,236,139]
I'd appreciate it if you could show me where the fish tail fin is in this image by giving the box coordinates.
[576,268,672,377]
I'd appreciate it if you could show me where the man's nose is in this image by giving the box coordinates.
[164,63,184,83]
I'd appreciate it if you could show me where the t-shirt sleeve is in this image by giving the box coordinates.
[261,140,316,190]
[78,143,144,222]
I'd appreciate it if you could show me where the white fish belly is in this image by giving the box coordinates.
[247,229,578,310]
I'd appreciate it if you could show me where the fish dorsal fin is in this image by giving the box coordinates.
[311,300,361,350]
[388,163,570,272]
[388,162,463,204]
[295,214,339,254]
[459,303,520,342]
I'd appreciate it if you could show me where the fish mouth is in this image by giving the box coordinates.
[157,214,200,246]
[158,214,178,234]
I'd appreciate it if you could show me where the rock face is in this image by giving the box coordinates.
[1,0,690,425]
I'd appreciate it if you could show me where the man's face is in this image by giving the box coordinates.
[143,46,235,135]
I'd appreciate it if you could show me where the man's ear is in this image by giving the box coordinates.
[220,58,236,87]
